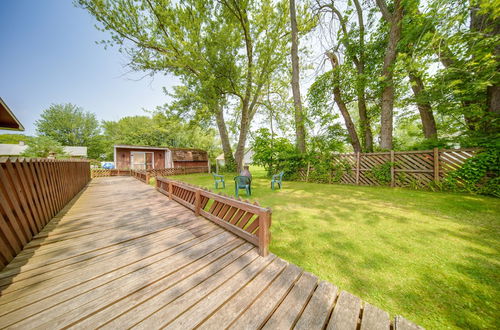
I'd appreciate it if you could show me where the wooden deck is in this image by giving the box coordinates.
[0,177,420,329]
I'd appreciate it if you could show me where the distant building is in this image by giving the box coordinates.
[0,97,24,131]
[0,142,88,158]
[113,145,209,170]
[215,149,254,172]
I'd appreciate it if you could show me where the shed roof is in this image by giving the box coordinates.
[114,144,206,153]
[0,97,24,131]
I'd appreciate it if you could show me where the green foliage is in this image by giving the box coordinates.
[78,0,291,168]
[101,112,220,161]
[251,128,300,177]
[173,168,500,329]
[367,162,394,185]
[0,134,32,144]
[20,136,66,158]
[444,147,500,197]
[251,127,347,182]
[36,103,104,159]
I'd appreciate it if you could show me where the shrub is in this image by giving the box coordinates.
[366,162,394,185]
[444,148,500,197]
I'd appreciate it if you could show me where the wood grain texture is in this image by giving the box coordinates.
[0,158,90,267]
[327,290,362,330]
[294,281,338,330]
[360,303,390,330]
[0,176,421,329]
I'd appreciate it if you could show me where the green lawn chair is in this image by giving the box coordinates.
[212,173,225,189]
[234,176,251,197]
[271,171,284,190]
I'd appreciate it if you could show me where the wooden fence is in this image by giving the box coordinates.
[91,169,131,178]
[155,177,272,256]
[91,166,208,179]
[0,158,90,268]
[301,148,478,188]
[131,169,149,184]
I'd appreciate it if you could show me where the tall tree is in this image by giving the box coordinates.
[314,0,374,151]
[424,0,499,139]
[399,4,438,140]
[289,0,306,153]
[376,0,404,149]
[327,52,362,152]
[35,103,104,159]
[408,70,437,139]
[78,0,289,171]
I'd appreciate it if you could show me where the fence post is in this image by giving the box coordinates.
[390,150,395,187]
[168,181,173,200]
[258,209,271,257]
[433,147,440,182]
[145,172,150,185]
[195,189,201,216]
[355,152,360,185]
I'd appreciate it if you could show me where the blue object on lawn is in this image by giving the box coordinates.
[271,171,284,190]
[102,162,115,169]
[234,176,251,197]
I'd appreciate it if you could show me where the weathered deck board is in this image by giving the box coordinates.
[0,176,421,329]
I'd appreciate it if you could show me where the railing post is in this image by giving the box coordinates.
[355,152,360,185]
[195,189,201,216]
[145,172,150,184]
[258,208,271,257]
[390,150,395,187]
[433,147,440,182]
[168,181,173,200]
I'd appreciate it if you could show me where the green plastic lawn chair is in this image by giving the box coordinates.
[234,176,251,197]
[212,173,225,189]
[271,171,284,190]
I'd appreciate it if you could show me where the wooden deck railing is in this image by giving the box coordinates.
[131,169,149,183]
[0,158,90,268]
[91,169,131,178]
[155,177,271,256]
[92,166,208,179]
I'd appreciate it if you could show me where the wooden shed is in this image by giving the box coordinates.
[113,145,209,170]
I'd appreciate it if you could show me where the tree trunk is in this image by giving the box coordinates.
[357,81,373,152]
[214,104,236,171]
[234,100,251,172]
[289,0,307,154]
[408,71,438,139]
[488,85,500,116]
[484,8,500,126]
[377,0,403,150]
[327,52,362,153]
[334,87,362,152]
[353,0,373,152]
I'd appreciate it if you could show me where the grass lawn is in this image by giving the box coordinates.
[168,167,499,329]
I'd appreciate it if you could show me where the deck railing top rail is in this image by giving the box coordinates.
[0,157,90,163]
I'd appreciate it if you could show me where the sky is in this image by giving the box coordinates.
[0,0,179,136]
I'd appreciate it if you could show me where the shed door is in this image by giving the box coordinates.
[130,151,154,169]
[165,150,174,168]
[146,152,153,169]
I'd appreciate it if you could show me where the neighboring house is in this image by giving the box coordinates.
[215,149,254,172]
[113,145,209,170]
[0,97,24,131]
[0,142,88,158]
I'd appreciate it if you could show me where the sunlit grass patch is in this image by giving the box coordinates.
[170,166,500,329]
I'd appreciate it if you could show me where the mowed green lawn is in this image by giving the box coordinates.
[169,167,499,329]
